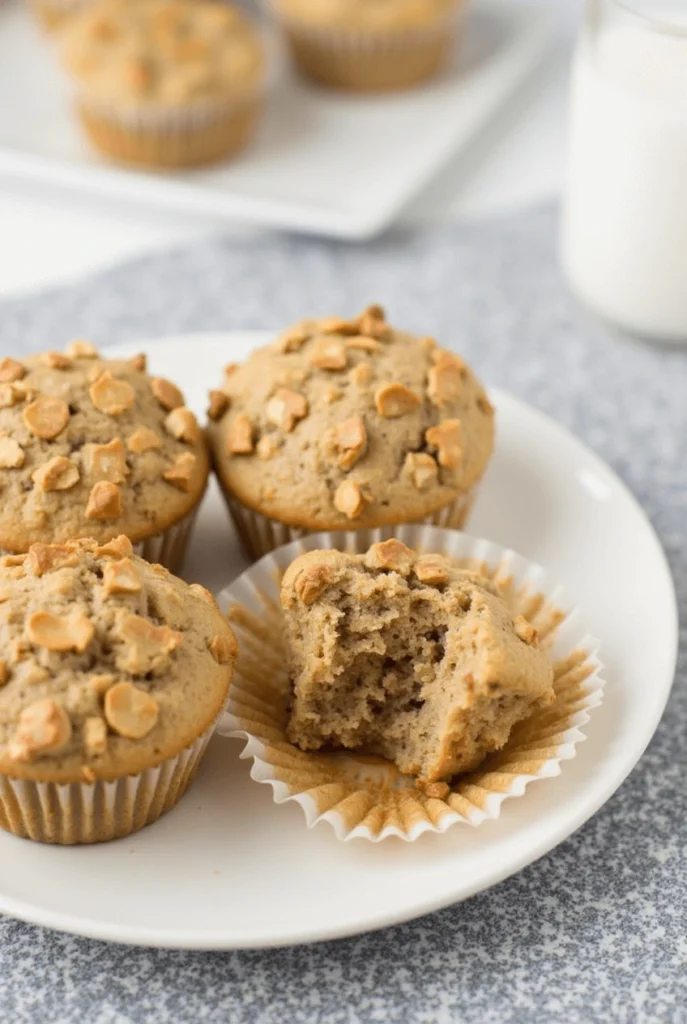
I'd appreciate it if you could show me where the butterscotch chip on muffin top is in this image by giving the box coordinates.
[0,344,209,554]
[207,305,494,536]
[281,542,554,782]
[0,537,235,784]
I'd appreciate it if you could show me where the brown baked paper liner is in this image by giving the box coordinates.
[0,715,219,845]
[216,526,605,841]
[268,0,466,91]
[221,485,477,563]
[75,92,263,169]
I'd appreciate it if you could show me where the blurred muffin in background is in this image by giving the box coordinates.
[269,0,463,92]
[60,0,266,168]
[29,0,98,32]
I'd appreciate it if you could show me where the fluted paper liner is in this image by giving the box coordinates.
[0,715,218,845]
[217,526,605,841]
[222,485,477,562]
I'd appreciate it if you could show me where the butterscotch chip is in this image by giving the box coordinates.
[23,396,70,439]
[209,633,238,664]
[274,323,311,352]
[403,452,438,491]
[95,535,133,559]
[208,389,229,421]
[27,610,95,653]
[414,556,450,586]
[294,563,334,605]
[318,316,358,336]
[365,539,414,574]
[334,479,365,519]
[0,384,22,408]
[422,336,437,352]
[128,353,147,372]
[102,558,142,597]
[357,305,391,341]
[323,416,367,471]
[42,350,72,370]
[224,363,239,377]
[428,359,465,406]
[375,382,421,418]
[425,420,462,470]
[86,481,122,520]
[151,377,184,410]
[349,362,372,387]
[346,336,381,353]
[477,394,494,416]
[33,455,80,491]
[0,661,8,686]
[164,407,201,444]
[89,371,135,416]
[65,339,98,359]
[163,452,197,491]
[226,414,254,454]
[256,434,279,460]
[104,682,159,740]
[9,700,72,762]
[324,387,343,404]
[126,427,161,454]
[0,436,25,469]
[309,337,348,371]
[114,613,183,674]
[28,542,79,576]
[89,673,117,697]
[83,716,108,757]
[0,358,25,383]
[513,615,539,646]
[266,388,308,432]
[188,583,217,607]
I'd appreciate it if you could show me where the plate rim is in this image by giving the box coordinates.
[0,332,678,950]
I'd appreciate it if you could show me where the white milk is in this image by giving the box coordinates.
[561,22,687,342]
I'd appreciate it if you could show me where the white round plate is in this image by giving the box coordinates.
[0,334,677,950]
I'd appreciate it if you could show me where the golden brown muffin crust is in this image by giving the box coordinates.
[62,0,264,107]
[207,306,495,530]
[0,536,235,783]
[0,344,209,552]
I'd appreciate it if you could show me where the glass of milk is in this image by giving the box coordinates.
[561,0,687,343]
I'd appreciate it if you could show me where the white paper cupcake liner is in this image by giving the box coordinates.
[133,503,200,574]
[216,526,605,842]
[0,714,218,845]
[222,487,476,562]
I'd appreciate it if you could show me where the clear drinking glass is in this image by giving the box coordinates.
[561,1,687,343]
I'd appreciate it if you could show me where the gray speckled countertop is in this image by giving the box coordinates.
[0,206,685,1024]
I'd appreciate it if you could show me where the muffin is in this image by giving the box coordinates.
[61,0,266,168]
[0,342,208,571]
[29,0,97,32]
[207,305,495,559]
[270,0,462,92]
[0,536,236,843]
[282,540,555,782]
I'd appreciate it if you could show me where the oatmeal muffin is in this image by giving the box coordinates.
[0,342,208,570]
[282,539,554,782]
[61,0,266,168]
[0,536,236,843]
[270,0,462,91]
[207,305,495,558]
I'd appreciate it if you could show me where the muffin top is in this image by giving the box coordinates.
[207,306,495,530]
[62,0,264,107]
[0,536,236,783]
[272,0,457,31]
[0,342,208,552]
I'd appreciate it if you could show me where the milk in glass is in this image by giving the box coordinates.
[561,0,687,342]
